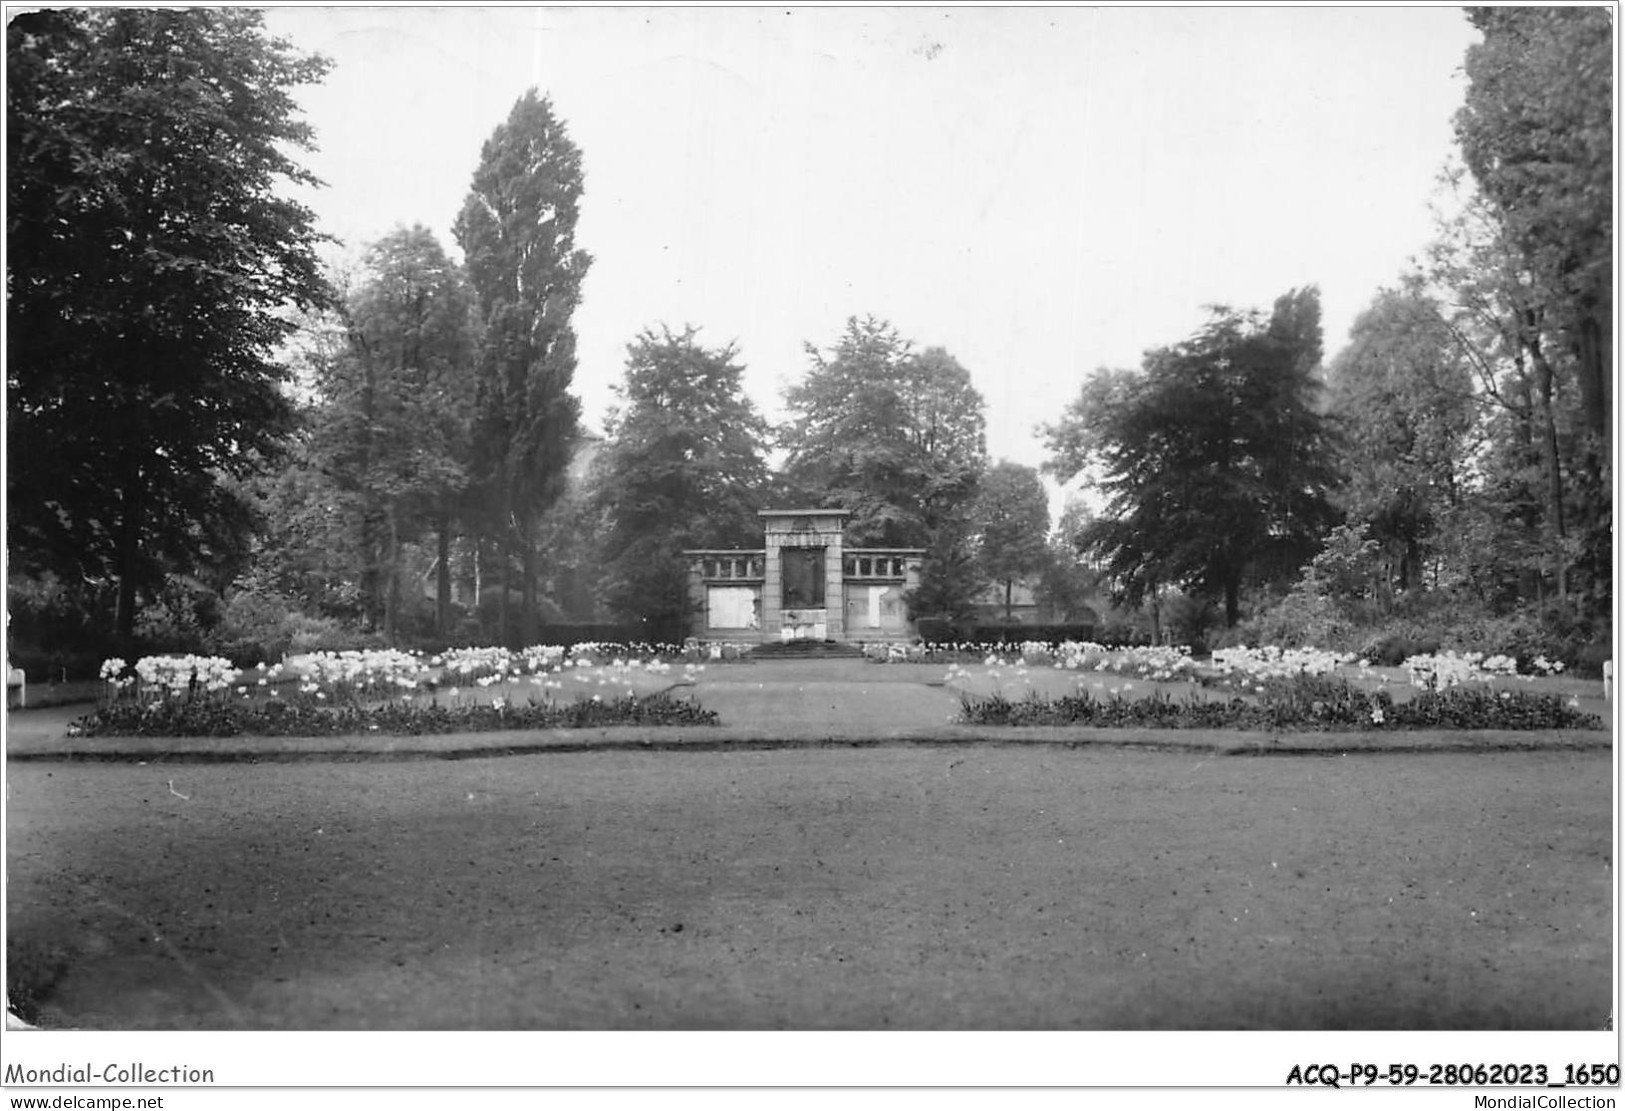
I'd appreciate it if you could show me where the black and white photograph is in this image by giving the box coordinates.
[3,3,1616,1102]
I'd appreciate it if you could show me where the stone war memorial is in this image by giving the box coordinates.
[686,509,924,643]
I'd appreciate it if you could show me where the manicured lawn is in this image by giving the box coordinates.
[6,744,1611,1030]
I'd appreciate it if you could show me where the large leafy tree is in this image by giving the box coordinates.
[1422,192,1547,594]
[1445,8,1612,613]
[1456,6,1611,453]
[1043,289,1341,627]
[7,8,332,640]
[1326,286,1481,598]
[591,326,771,633]
[779,317,987,547]
[454,89,589,645]
[292,226,476,639]
[903,516,984,628]
[971,461,1051,622]
[351,226,475,638]
[1036,494,1104,626]
[1423,179,1608,609]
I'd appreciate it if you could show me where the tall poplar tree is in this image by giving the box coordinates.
[1455,6,1611,453]
[454,90,590,645]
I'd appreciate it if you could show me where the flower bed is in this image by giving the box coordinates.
[946,643,1606,732]
[871,639,1205,674]
[75,691,716,738]
[73,648,717,738]
[955,677,1601,732]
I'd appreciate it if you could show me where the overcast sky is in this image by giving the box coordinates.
[262,5,1482,476]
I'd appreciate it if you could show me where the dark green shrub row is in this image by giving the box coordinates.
[961,689,1275,730]
[958,675,1602,732]
[1228,588,1611,678]
[1388,686,1602,731]
[914,619,1101,646]
[71,692,718,739]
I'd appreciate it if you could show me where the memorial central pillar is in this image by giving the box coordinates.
[759,509,849,641]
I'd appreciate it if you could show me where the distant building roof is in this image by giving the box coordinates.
[758,508,851,518]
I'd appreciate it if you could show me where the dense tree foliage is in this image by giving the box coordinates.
[779,317,989,623]
[590,326,771,632]
[1326,286,1480,597]
[903,518,985,628]
[1036,495,1105,627]
[1441,7,1613,614]
[259,227,476,640]
[10,9,1607,669]
[971,461,1051,622]
[1417,193,1573,602]
[779,317,987,547]
[1456,6,1611,454]
[1043,289,1340,627]
[454,90,589,645]
[7,8,331,640]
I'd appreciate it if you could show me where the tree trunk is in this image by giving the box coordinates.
[498,525,512,648]
[519,510,539,646]
[1528,336,1567,601]
[436,505,452,638]
[495,452,514,646]
[1575,300,1610,447]
[384,504,401,644]
[1004,578,1013,622]
[1223,578,1240,628]
[114,471,145,644]
[359,507,383,633]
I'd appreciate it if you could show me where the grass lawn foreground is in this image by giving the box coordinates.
[5,654,1615,1032]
